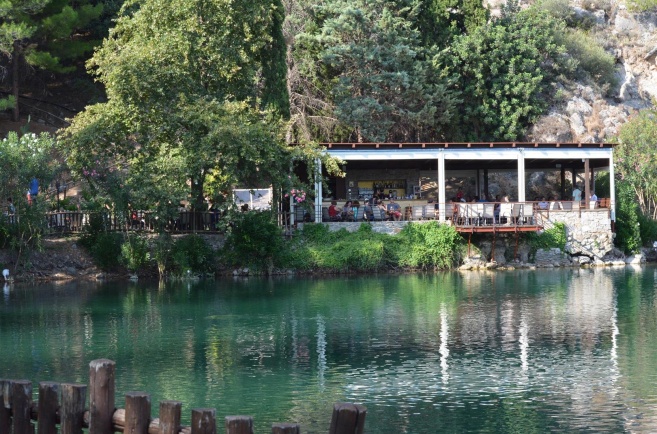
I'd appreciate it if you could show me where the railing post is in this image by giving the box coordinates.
[124,392,151,434]
[272,422,300,433]
[159,400,182,434]
[0,380,13,433]
[11,380,32,434]
[328,403,366,434]
[61,383,87,434]
[191,408,216,434]
[225,416,253,434]
[89,359,116,434]
[37,381,60,434]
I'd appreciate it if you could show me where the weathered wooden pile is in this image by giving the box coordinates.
[0,359,366,434]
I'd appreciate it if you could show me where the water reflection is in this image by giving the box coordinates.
[1,269,657,432]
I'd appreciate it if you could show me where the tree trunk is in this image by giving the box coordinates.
[12,40,21,122]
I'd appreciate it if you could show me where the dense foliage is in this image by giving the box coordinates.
[616,109,657,219]
[277,221,463,272]
[0,132,59,268]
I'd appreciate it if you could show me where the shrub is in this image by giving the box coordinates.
[615,181,641,254]
[90,232,123,270]
[557,29,617,89]
[221,211,283,269]
[397,222,463,270]
[637,212,657,247]
[152,233,173,278]
[526,222,567,257]
[120,235,151,273]
[172,234,214,274]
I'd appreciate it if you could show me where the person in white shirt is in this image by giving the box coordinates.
[572,185,582,203]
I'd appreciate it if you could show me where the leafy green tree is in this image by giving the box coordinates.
[298,0,458,142]
[61,0,327,221]
[448,6,572,140]
[615,180,641,254]
[616,109,657,219]
[1,0,103,121]
[0,131,60,269]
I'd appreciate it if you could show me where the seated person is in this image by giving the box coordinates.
[538,197,549,210]
[387,199,402,221]
[328,200,342,221]
[363,199,374,221]
[342,200,355,221]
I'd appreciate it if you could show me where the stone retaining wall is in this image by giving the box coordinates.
[535,209,612,259]
[298,220,428,235]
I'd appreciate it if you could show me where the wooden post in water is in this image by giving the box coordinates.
[11,380,33,434]
[124,392,151,434]
[89,359,116,434]
[37,381,60,434]
[225,416,253,434]
[191,408,216,434]
[159,400,182,434]
[328,403,367,434]
[61,383,87,434]
[0,380,13,433]
[271,422,301,434]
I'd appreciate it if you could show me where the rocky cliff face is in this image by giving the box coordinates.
[511,1,657,142]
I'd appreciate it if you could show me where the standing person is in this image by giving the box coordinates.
[572,184,582,204]
[29,177,39,204]
[6,198,15,224]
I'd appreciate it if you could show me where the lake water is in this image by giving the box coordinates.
[1,267,657,433]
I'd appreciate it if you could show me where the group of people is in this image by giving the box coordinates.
[328,198,403,222]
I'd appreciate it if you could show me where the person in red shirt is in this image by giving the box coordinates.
[328,200,342,221]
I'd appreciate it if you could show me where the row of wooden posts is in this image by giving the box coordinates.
[0,359,366,434]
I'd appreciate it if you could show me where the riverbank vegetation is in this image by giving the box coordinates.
[1,0,656,271]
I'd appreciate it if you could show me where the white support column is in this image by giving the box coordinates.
[609,155,616,221]
[438,150,446,222]
[517,149,526,202]
[315,158,322,223]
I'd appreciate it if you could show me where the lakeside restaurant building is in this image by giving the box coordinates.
[297,142,616,258]
[307,142,615,220]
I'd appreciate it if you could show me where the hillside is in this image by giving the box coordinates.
[1,1,655,142]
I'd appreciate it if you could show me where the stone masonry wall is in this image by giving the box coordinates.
[535,209,612,259]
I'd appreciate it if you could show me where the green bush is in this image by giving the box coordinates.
[90,232,124,270]
[615,181,641,254]
[152,233,173,277]
[637,212,657,247]
[397,222,463,270]
[221,211,284,268]
[526,222,567,257]
[120,235,151,273]
[172,234,214,274]
[557,29,617,90]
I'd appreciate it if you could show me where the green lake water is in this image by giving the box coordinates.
[2,267,657,433]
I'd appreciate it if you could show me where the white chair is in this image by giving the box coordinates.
[423,205,436,220]
[499,203,513,224]
[521,204,534,225]
[412,206,424,220]
[511,204,522,225]
[482,203,495,225]
[561,201,572,210]
[550,201,562,210]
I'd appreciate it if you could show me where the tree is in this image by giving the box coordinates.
[414,0,488,48]
[616,109,657,219]
[0,0,103,121]
[0,131,60,269]
[297,0,458,142]
[61,0,328,221]
[448,6,572,140]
